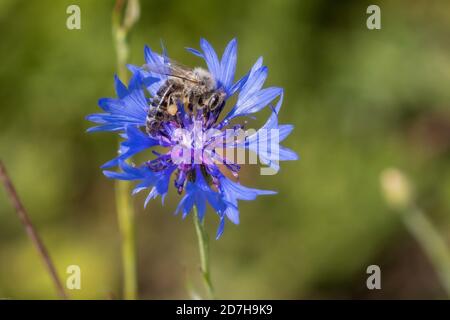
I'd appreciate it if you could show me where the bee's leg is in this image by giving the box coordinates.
[197,95,210,123]
[146,117,161,136]
[184,92,194,114]
[195,96,205,112]
[166,94,179,117]
[157,83,173,110]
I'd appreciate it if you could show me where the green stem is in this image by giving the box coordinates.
[193,206,214,299]
[115,181,137,300]
[112,0,139,300]
[401,206,450,297]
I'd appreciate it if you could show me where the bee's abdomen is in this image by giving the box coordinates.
[145,79,186,136]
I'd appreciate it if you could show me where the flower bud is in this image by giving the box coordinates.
[380,168,413,210]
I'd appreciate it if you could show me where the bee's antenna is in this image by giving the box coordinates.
[160,39,169,64]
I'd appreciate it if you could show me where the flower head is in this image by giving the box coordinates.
[87,38,298,238]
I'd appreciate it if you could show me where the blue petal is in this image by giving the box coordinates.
[195,193,207,222]
[174,166,228,229]
[220,176,276,201]
[144,45,165,69]
[103,161,174,205]
[228,73,249,96]
[278,146,299,161]
[220,38,237,92]
[200,38,221,82]
[279,124,294,142]
[222,57,283,121]
[186,47,203,58]
[143,163,173,207]
[239,63,266,103]
[128,71,143,91]
[103,161,147,180]
[86,123,124,133]
[142,45,168,95]
[114,75,128,99]
[101,126,160,168]
[154,167,174,198]
[218,173,276,225]
[176,191,195,218]
[144,188,158,208]
[87,73,149,132]
[215,216,225,240]
[187,39,241,95]
[232,87,282,118]
[240,106,298,170]
[273,88,284,114]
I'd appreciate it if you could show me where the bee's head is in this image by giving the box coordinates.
[193,67,216,90]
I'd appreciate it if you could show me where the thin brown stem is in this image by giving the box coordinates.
[0,160,67,299]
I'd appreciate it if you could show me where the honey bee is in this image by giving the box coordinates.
[144,60,226,136]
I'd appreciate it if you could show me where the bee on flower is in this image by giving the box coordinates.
[87,38,298,238]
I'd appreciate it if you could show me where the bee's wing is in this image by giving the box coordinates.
[143,59,199,83]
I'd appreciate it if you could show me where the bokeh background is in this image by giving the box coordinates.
[1,0,450,299]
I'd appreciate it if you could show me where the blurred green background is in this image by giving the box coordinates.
[1,0,450,299]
